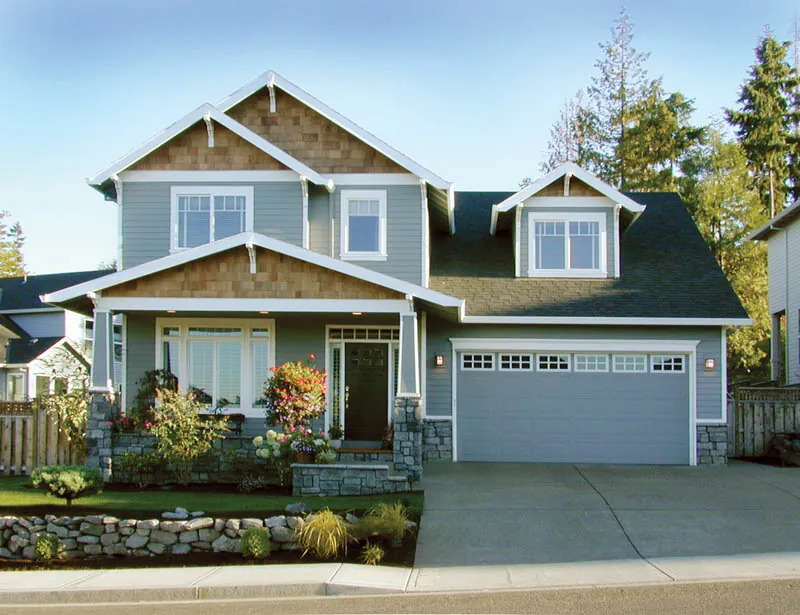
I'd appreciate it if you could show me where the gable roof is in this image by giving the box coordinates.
[0,314,26,338]
[489,162,647,235]
[0,270,109,312]
[748,197,800,241]
[87,104,332,196]
[4,336,88,368]
[218,71,452,192]
[430,191,749,323]
[42,232,464,312]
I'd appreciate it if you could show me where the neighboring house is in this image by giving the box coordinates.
[44,71,748,465]
[0,272,121,401]
[749,199,800,385]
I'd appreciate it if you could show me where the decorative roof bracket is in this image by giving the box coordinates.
[267,75,276,113]
[203,113,215,148]
[564,172,572,196]
[246,242,257,274]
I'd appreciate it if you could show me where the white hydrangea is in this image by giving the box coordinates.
[252,436,264,447]
[266,430,278,441]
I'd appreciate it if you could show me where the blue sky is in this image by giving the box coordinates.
[0,0,797,274]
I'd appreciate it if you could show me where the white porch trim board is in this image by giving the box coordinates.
[94,298,412,314]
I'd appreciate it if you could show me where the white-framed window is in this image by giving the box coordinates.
[574,354,609,372]
[155,318,274,416]
[499,354,533,371]
[528,211,607,278]
[83,319,123,364]
[651,355,685,373]
[7,373,25,401]
[613,355,647,373]
[340,190,387,261]
[170,186,254,251]
[461,353,495,370]
[537,354,571,372]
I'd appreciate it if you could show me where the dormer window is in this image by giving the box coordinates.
[170,186,254,251]
[340,190,387,261]
[528,211,607,278]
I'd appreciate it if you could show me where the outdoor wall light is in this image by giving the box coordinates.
[704,357,716,371]
[434,354,445,367]
[166,310,177,314]
[259,311,270,315]
[352,312,363,316]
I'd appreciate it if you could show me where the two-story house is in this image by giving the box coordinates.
[749,199,800,385]
[0,271,122,400]
[45,71,748,465]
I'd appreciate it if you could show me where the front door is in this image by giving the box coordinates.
[344,343,389,441]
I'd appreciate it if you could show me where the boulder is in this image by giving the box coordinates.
[223,528,238,538]
[119,527,135,536]
[171,543,191,555]
[185,517,213,531]
[345,513,360,525]
[286,517,304,530]
[265,516,286,528]
[162,507,189,520]
[83,544,103,556]
[118,519,137,529]
[136,519,160,530]
[79,523,105,537]
[104,543,128,556]
[179,530,198,544]
[214,519,225,532]
[191,541,211,551]
[14,527,30,539]
[285,502,311,515]
[159,521,186,533]
[85,515,104,525]
[241,518,263,529]
[124,534,149,549]
[190,511,205,518]
[211,535,239,552]
[149,530,178,545]
[147,543,166,555]
[132,548,151,557]
[61,538,77,551]
[224,519,240,531]
[270,526,295,543]
[198,529,219,543]
[22,546,36,560]
[77,535,100,544]
[100,533,120,547]
[102,516,120,524]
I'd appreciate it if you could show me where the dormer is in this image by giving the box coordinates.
[489,163,646,279]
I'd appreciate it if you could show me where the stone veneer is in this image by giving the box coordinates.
[423,419,453,461]
[0,513,306,560]
[697,425,728,465]
[392,396,423,482]
[292,464,411,496]
[85,394,116,481]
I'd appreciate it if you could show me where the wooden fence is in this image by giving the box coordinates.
[732,387,800,458]
[0,401,83,476]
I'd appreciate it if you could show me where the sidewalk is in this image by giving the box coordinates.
[3,551,800,605]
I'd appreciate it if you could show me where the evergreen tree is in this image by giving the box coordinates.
[681,130,770,381]
[587,7,651,187]
[726,34,800,217]
[539,91,598,173]
[0,211,26,278]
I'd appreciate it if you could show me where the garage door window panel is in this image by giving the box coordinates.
[651,355,685,373]
[574,354,609,372]
[499,354,533,371]
[537,354,570,371]
[613,354,647,373]
[461,354,494,370]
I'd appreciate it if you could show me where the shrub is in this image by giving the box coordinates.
[316,448,337,464]
[149,389,229,484]
[360,543,385,566]
[263,359,327,433]
[115,451,164,489]
[241,527,273,559]
[295,508,353,559]
[42,393,88,460]
[131,369,178,425]
[35,533,62,562]
[254,430,293,488]
[359,503,410,542]
[31,465,103,506]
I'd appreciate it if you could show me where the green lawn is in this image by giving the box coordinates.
[0,477,423,518]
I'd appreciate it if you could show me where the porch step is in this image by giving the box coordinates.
[336,449,393,463]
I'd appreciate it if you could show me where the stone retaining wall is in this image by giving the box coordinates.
[292,464,411,496]
[336,450,393,463]
[423,419,452,461]
[0,512,306,560]
[697,425,727,465]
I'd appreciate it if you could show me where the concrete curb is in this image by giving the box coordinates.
[4,552,800,605]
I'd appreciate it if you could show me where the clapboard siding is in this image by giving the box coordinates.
[308,186,331,256]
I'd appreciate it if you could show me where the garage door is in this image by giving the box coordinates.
[456,352,690,464]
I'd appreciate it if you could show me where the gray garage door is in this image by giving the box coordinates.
[456,353,690,464]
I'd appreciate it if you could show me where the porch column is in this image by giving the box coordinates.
[394,311,423,483]
[89,308,114,393]
[771,314,783,383]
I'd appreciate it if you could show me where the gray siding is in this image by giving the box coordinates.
[10,312,65,338]
[308,186,331,256]
[121,181,303,269]
[424,314,724,422]
[768,231,787,314]
[787,219,800,384]
[333,185,423,285]
[124,314,156,407]
[519,207,616,277]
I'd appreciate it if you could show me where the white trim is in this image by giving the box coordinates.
[155,317,275,418]
[451,343,458,461]
[339,189,388,261]
[460,316,753,326]
[424,416,452,421]
[689,349,698,465]
[449,338,701,353]
[420,311,427,416]
[95,297,411,314]
[527,211,608,278]
[421,180,430,288]
[330,173,420,186]
[170,185,254,252]
[120,170,301,183]
[397,313,421,396]
[120,313,127,411]
[114,175,124,269]
[613,204,621,278]
[217,71,451,191]
[300,177,309,250]
[490,162,646,235]
[42,231,464,310]
[524,196,615,208]
[0,308,61,314]
[720,327,728,424]
[88,104,332,190]
[514,205,522,278]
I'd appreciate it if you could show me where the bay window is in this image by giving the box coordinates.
[528,211,607,277]
[170,186,254,251]
[155,319,274,416]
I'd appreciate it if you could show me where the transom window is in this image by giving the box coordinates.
[461,354,495,370]
[651,355,685,373]
[574,354,609,372]
[328,327,399,341]
[156,319,274,416]
[528,212,606,277]
[341,190,387,260]
[613,355,647,373]
[171,186,253,250]
[499,354,533,371]
[537,354,571,371]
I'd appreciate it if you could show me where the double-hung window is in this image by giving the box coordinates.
[340,190,387,260]
[528,212,607,277]
[171,186,254,251]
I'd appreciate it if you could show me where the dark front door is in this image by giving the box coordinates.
[344,343,389,441]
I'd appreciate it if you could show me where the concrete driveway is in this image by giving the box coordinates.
[415,461,800,567]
